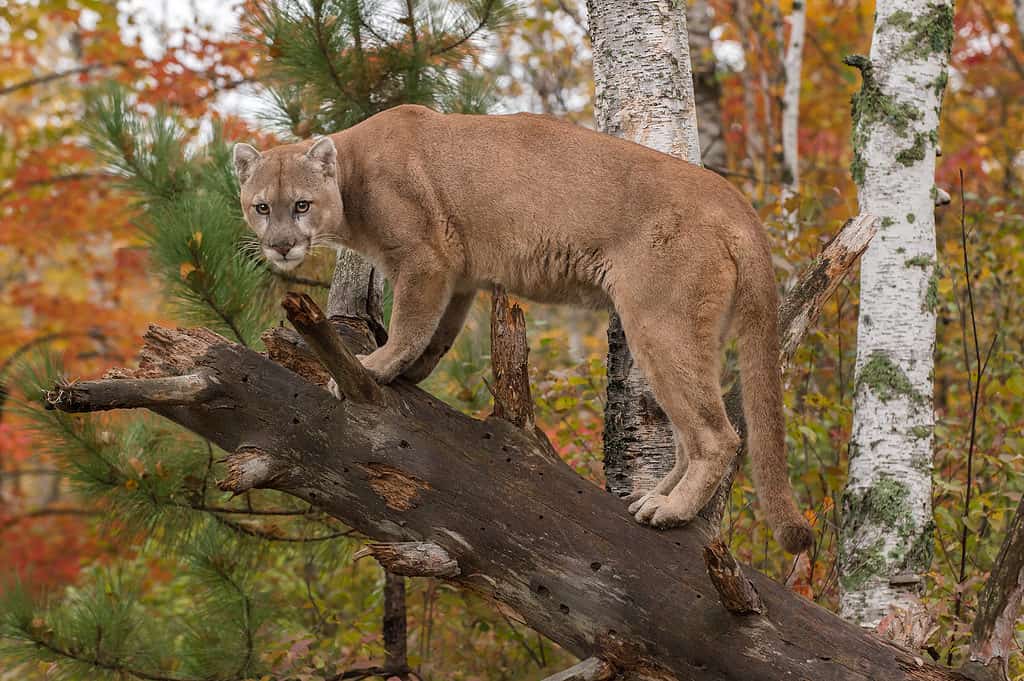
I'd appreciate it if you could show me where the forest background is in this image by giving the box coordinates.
[0,0,1022,678]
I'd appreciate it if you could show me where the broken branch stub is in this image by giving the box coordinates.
[541,657,617,681]
[281,292,382,404]
[217,446,284,494]
[965,494,1024,681]
[702,537,765,615]
[490,285,535,430]
[44,372,218,413]
[354,542,460,578]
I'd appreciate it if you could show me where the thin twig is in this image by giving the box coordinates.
[0,507,101,532]
[430,0,497,55]
[950,169,992,660]
[0,61,128,96]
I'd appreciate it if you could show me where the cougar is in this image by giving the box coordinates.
[233,105,813,554]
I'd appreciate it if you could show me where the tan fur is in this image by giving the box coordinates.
[234,105,813,553]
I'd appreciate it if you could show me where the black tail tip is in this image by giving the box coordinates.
[778,522,815,554]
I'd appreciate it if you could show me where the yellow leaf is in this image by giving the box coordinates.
[191,231,203,246]
[125,479,138,491]
[179,262,196,279]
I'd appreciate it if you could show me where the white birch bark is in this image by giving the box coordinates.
[780,0,806,234]
[586,0,701,497]
[840,0,953,627]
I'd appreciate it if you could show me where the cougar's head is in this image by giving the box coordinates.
[233,137,343,271]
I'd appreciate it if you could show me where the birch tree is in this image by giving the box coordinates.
[781,0,806,233]
[840,0,953,627]
[585,0,702,499]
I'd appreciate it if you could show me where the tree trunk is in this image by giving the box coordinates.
[839,1,953,627]
[688,0,726,171]
[780,0,806,234]
[966,495,1024,681]
[327,246,410,674]
[586,0,702,500]
[44,217,965,681]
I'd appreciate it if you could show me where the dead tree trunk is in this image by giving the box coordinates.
[46,215,982,680]
[965,494,1024,681]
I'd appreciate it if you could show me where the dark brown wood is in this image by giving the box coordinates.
[281,292,382,404]
[383,570,410,677]
[702,538,764,615]
[50,317,970,681]
[965,495,1024,681]
[354,542,460,578]
[490,285,535,429]
[44,373,218,413]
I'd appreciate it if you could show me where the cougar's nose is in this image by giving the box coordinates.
[268,240,295,257]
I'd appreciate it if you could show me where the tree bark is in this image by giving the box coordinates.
[965,495,1024,681]
[587,0,702,500]
[781,0,806,234]
[490,285,534,430]
[840,0,953,627]
[42,217,973,681]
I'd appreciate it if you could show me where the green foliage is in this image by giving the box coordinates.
[249,0,517,136]
[0,1,579,678]
[85,87,273,346]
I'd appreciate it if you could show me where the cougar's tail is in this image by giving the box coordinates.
[735,250,814,554]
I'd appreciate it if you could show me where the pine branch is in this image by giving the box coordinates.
[18,635,208,681]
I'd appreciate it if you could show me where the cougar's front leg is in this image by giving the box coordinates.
[360,267,455,384]
[401,291,475,383]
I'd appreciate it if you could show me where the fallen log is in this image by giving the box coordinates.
[46,215,973,680]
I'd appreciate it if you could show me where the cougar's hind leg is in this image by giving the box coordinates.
[614,270,739,527]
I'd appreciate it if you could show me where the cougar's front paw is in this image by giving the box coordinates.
[357,352,402,384]
[627,491,654,515]
[632,494,669,524]
[650,501,698,529]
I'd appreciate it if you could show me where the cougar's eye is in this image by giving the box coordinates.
[254,203,270,215]
[294,200,311,214]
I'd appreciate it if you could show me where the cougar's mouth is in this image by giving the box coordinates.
[262,240,310,271]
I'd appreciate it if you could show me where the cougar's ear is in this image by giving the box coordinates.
[306,136,337,178]
[233,143,262,185]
